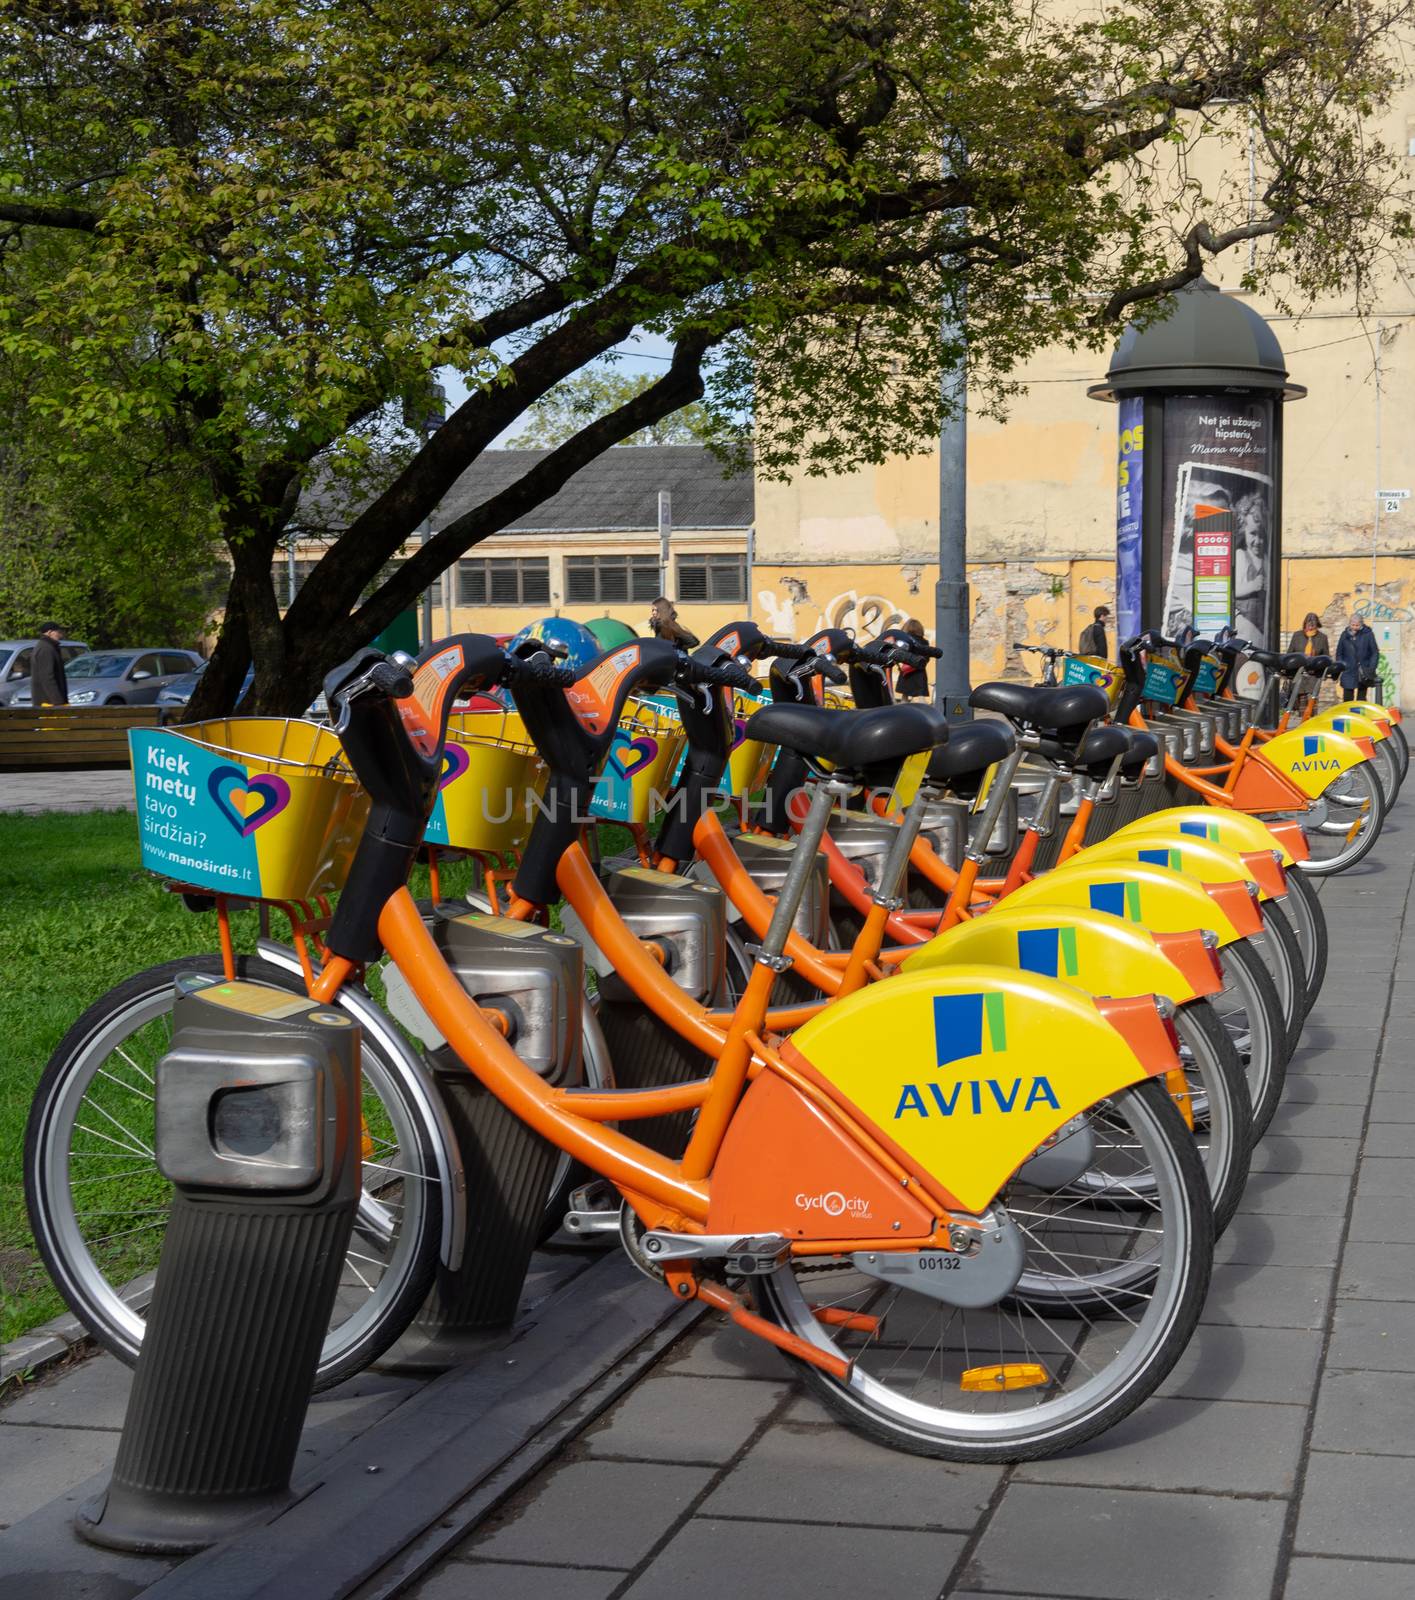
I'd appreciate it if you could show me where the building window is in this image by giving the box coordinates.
[565,555,660,605]
[276,558,322,608]
[677,554,746,604]
[457,557,551,607]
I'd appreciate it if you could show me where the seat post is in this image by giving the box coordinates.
[873,779,942,907]
[756,775,852,963]
[965,748,1024,863]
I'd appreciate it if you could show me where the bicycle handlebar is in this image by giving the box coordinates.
[676,654,758,692]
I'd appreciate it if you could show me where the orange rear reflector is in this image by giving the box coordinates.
[961,1363,1049,1393]
[1165,1066,1195,1130]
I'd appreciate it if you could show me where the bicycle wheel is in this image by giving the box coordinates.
[754,1079,1211,1462]
[1211,938,1287,1139]
[1054,998,1250,1238]
[1280,867,1328,1017]
[25,954,443,1390]
[1295,760,1385,875]
[1391,721,1410,784]
[1247,901,1304,1060]
[1373,738,1400,807]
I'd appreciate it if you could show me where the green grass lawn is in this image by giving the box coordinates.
[0,809,496,1348]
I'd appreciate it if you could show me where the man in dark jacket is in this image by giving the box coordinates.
[1335,612,1380,700]
[31,623,68,706]
[1077,605,1110,660]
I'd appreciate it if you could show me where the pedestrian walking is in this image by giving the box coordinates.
[894,618,931,698]
[647,596,699,649]
[1287,612,1330,659]
[1077,604,1110,660]
[1335,612,1381,700]
[32,622,69,707]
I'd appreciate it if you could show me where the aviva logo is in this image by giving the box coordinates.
[1180,820,1220,842]
[1138,846,1180,871]
[1016,927,1079,979]
[892,993,1060,1120]
[933,992,1007,1066]
[1088,880,1143,921]
[1295,733,1342,774]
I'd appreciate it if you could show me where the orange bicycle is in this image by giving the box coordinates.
[27,633,1219,1462]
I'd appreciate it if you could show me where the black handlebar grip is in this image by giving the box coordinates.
[765,639,816,662]
[369,659,415,699]
[679,657,757,692]
[501,656,578,688]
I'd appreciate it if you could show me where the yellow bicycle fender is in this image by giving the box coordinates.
[1260,726,1373,799]
[1307,709,1389,744]
[899,905,1204,1005]
[1326,700,1398,729]
[1068,832,1269,900]
[1111,807,1292,867]
[996,858,1247,945]
[786,966,1164,1215]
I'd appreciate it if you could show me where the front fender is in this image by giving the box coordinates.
[1260,726,1375,799]
[1327,699,1400,728]
[900,905,1211,1004]
[784,966,1176,1216]
[1112,807,1295,868]
[1070,831,1279,901]
[996,858,1254,944]
[1309,709,1390,744]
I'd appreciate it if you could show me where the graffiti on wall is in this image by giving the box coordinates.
[755,586,928,643]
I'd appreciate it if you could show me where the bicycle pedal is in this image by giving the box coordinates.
[564,1179,622,1236]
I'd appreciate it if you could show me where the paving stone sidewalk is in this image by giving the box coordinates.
[407,790,1415,1600]
[0,770,135,814]
[2,787,1412,1599]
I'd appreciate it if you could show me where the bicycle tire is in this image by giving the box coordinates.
[1059,997,1251,1239]
[1294,760,1385,876]
[1391,721,1410,784]
[1280,867,1328,1016]
[24,954,443,1390]
[1250,900,1305,1060]
[1213,938,1287,1140]
[754,1079,1212,1462]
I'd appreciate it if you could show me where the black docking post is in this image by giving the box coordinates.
[76,975,361,1554]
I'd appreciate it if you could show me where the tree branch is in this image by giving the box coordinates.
[0,198,99,231]
[315,332,715,652]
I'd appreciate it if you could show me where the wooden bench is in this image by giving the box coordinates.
[0,705,164,770]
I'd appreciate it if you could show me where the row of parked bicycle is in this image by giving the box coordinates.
[24,619,1402,1462]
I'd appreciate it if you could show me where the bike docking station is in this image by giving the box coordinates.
[381,907,585,1369]
[75,973,361,1555]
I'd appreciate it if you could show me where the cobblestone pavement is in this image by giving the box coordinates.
[0,770,135,814]
[406,793,1415,1600]
[1,788,1412,1599]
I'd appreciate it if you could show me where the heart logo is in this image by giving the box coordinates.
[729,717,749,752]
[609,735,659,780]
[440,743,471,790]
[208,765,292,837]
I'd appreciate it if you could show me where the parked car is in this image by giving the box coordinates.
[12,648,203,707]
[158,663,331,720]
[157,662,254,714]
[0,638,92,706]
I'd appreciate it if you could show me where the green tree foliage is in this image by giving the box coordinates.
[1,0,1409,713]
[507,368,716,448]
[0,238,221,645]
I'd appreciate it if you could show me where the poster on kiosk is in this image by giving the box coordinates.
[1159,396,1275,643]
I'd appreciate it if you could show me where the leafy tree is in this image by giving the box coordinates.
[0,238,221,646]
[506,368,716,448]
[1,0,1409,715]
